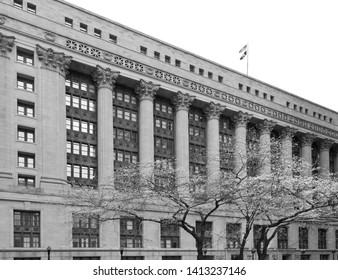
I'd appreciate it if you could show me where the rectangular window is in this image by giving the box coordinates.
[90,145,96,157]
[17,126,35,143]
[94,28,101,38]
[89,100,95,112]
[13,0,23,9]
[73,142,80,155]
[65,17,73,28]
[131,112,137,122]
[255,89,259,96]
[154,51,160,59]
[246,86,251,93]
[72,215,99,248]
[80,23,88,33]
[161,220,179,248]
[140,46,147,55]
[318,228,327,249]
[109,34,117,43]
[199,68,204,76]
[82,144,88,156]
[277,226,288,249]
[263,92,267,99]
[190,65,195,72]
[226,223,241,249]
[81,121,88,133]
[270,95,274,102]
[81,98,88,110]
[175,59,181,67]
[286,101,290,108]
[18,152,35,168]
[208,72,213,79]
[165,55,171,64]
[17,101,34,117]
[27,3,36,14]
[120,218,143,248]
[14,211,40,247]
[18,174,35,187]
[17,47,34,65]
[73,119,80,131]
[299,227,308,249]
[196,221,212,248]
[73,165,80,178]
[218,75,223,83]
[73,96,79,108]
[17,74,34,92]
[67,141,71,153]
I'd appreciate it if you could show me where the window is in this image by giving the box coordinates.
[320,254,329,260]
[161,220,179,248]
[94,28,101,38]
[121,256,144,260]
[270,95,274,102]
[17,126,35,143]
[199,68,204,76]
[175,59,181,67]
[80,23,87,33]
[318,228,327,249]
[18,152,35,168]
[154,51,160,59]
[17,74,34,92]
[109,34,117,43]
[313,112,316,117]
[286,101,290,108]
[218,75,223,83]
[17,47,34,65]
[18,101,34,117]
[299,227,308,249]
[207,72,213,79]
[255,89,259,96]
[18,174,35,187]
[65,17,73,28]
[238,83,243,90]
[294,104,297,110]
[263,92,267,99]
[120,218,142,248]
[190,65,195,72]
[13,0,23,9]
[165,55,171,63]
[140,46,147,55]
[246,86,251,93]
[196,221,212,248]
[226,223,241,249]
[72,215,99,248]
[27,3,36,14]
[299,106,303,113]
[162,256,181,260]
[318,113,322,119]
[14,211,40,247]
[277,226,288,249]
[305,108,309,114]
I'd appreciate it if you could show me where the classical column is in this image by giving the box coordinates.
[258,119,276,175]
[0,33,15,184]
[204,102,223,183]
[280,127,296,176]
[319,139,334,177]
[172,92,194,186]
[135,79,160,179]
[233,111,252,179]
[300,133,316,177]
[36,45,72,188]
[334,148,338,175]
[92,65,119,185]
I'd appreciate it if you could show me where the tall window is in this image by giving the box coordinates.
[161,220,179,248]
[196,221,212,248]
[318,228,327,249]
[277,226,288,249]
[72,215,99,248]
[226,223,241,249]
[14,211,40,247]
[120,218,142,248]
[299,227,308,249]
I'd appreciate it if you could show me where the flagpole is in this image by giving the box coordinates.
[246,42,249,76]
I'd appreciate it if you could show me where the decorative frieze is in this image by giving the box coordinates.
[319,139,334,152]
[135,79,160,101]
[204,102,223,120]
[233,111,252,128]
[92,65,119,90]
[36,44,72,75]
[258,119,276,135]
[301,133,316,147]
[172,92,195,111]
[0,33,15,55]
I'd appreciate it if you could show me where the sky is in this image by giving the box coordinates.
[65,0,338,112]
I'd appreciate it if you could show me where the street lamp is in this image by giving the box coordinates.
[120,247,124,260]
[46,246,51,260]
[251,249,256,260]
[331,250,336,260]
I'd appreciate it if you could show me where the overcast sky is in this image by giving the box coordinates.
[65,0,338,112]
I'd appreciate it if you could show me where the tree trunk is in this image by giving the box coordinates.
[196,240,205,260]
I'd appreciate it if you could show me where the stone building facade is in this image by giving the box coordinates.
[0,0,337,260]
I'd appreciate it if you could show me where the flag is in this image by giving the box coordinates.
[239,44,247,53]
[240,51,247,60]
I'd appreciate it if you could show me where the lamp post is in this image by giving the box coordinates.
[46,246,51,260]
[331,250,336,260]
[120,247,124,260]
[251,249,256,260]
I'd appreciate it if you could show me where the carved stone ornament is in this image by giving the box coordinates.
[43,31,57,42]
[171,91,195,111]
[36,44,72,75]
[258,119,276,135]
[0,16,6,25]
[135,79,160,101]
[0,33,15,55]
[280,126,297,140]
[301,133,316,147]
[204,102,223,120]
[233,111,252,128]
[92,65,119,90]
[319,139,334,152]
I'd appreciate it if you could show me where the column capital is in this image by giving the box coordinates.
[92,65,119,90]
[301,133,316,147]
[280,126,297,140]
[135,79,160,101]
[0,33,15,56]
[258,119,276,135]
[172,91,195,111]
[204,102,223,120]
[36,44,72,76]
[233,111,252,128]
[319,139,334,152]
